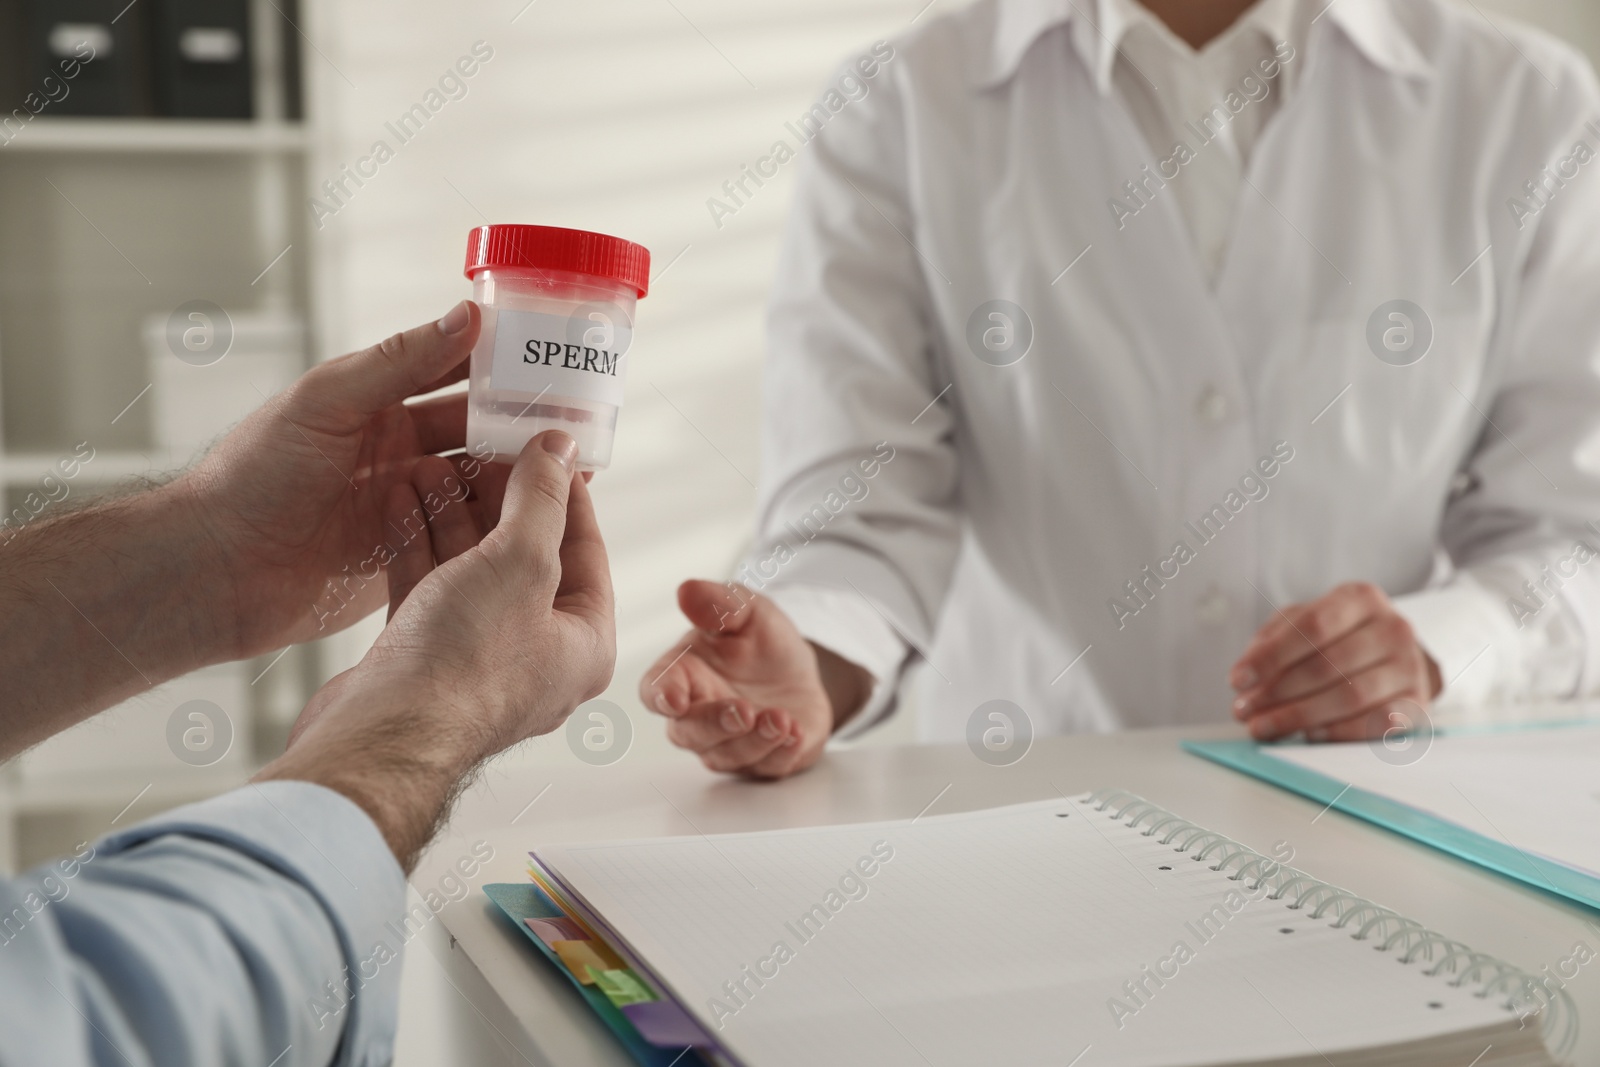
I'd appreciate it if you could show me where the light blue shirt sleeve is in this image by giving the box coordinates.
[0,780,406,1067]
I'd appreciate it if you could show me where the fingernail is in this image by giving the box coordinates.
[758,714,783,741]
[438,300,471,335]
[654,694,678,718]
[1235,667,1257,689]
[541,431,579,472]
[782,732,799,747]
[720,704,745,732]
[1232,695,1251,718]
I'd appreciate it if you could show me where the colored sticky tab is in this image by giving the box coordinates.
[524,916,586,948]
[594,968,655,1007]
[622,1000,714,1048]
[552,939,625,984]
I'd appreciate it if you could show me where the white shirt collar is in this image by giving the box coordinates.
[1078,0,1300,95]
[970,0,1434,89]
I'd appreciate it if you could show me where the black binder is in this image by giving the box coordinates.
[150,0,252,119]
[23,0,151,116]
[0,0,26,117]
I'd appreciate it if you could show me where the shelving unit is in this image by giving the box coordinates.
[0,0,317,873]
[2,118,309,154]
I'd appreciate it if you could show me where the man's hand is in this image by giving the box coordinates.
[258,431,615,870]
[181,300,503,661]
[639,581,871,779]
[1230,582,1443,742]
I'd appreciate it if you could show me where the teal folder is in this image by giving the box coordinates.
[1183,739,1600,915]
[482,883,709,1067]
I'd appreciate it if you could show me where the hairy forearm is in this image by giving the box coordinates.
[254,680,486,872]
[0,479,237,759]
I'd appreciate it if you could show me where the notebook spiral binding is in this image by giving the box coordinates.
[1085,788,1578,1061]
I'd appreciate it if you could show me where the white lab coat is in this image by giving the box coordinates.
[742,0,1600,742]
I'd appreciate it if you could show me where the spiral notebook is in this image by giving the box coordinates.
[526,792,1573,1066]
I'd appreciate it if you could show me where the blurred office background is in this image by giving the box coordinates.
[0,2,1596,1054]
[0,0,1597,861]
[0,0,937,875]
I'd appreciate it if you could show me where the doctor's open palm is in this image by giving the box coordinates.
[641,581,868,779]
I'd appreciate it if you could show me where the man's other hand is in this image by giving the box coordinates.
[259,430,615,869]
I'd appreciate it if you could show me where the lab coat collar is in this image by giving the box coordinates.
[1318,0,1434,81]
[970,0,1433,90]
[970,0,1076,91]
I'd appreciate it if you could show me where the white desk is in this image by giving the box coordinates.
[410,725,1600,1065]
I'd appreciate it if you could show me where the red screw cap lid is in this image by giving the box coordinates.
[464,224,651,298]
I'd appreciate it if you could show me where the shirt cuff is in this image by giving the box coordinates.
[762,583,910,741]
[98,780,406,1067]
[1391,579,1509,720]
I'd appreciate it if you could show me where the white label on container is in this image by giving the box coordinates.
[488,305,632,408]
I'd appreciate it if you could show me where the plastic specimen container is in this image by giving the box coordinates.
[463,224,650,471]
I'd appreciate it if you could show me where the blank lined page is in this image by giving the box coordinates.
[536,797,1523,1067]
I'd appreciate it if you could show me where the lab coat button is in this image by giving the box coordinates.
[1195,386,1231,425]
[1196,587,1231,626]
